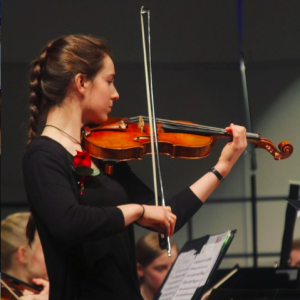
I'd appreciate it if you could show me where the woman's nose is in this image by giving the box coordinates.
[111,87,119,101]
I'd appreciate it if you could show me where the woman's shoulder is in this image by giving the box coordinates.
[23,136,70,162]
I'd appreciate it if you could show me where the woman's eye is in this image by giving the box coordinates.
[108,80,114,85]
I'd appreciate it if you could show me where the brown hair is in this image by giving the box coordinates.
[1,212,31,271]
[28,34,111,145]
[26,34,111,244]
[136,232,179,268]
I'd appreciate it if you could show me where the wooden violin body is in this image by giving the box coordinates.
[82,116,293,164]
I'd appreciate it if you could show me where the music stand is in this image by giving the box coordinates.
[280,181,300,267]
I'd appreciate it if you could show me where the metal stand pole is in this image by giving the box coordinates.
[238,0,258,267]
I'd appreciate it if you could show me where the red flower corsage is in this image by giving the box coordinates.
[73,150,100,194]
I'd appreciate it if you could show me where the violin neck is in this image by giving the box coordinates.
[130,116,261,143]
[162,122,261,142]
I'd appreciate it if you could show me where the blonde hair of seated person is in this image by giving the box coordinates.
[1,212,48,284]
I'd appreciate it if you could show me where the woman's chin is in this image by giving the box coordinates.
[85,114,108,125]
[100,114,109,123]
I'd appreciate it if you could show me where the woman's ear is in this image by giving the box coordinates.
[137,263,144,278]
[74,73,88,96]
[17,246,28,264]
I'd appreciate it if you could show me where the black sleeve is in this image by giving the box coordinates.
[23,150,125,245]
[115,162,203,232]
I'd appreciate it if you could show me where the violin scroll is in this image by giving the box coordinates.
[256,138,293,160]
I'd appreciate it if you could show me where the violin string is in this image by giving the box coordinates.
[130,116,260,139]
[160,119,260,138]
[130,116,227,133]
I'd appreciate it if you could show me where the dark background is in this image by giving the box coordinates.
[2,0,300,265]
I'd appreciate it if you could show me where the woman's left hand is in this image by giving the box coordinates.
[21,278,49,300]
[190,123,247,202]
[215,123,247,177]
[32,278,50,295]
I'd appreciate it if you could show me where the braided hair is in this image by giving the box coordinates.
[26,34,111,245]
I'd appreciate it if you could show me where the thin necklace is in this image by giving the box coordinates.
[45,125,81,145]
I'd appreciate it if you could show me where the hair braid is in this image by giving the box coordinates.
[26,43,54,240]
[27,43,50,146]
[28,62,42,145]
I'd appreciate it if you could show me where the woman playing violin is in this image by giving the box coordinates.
[23,34,247,300]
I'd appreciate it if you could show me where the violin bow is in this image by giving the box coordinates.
[140,6,172,256]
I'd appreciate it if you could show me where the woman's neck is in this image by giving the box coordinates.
[5,266,31,284]
[42,97,84,155]
[140,283,156,300]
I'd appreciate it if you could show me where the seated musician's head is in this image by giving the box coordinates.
[136,232,179,300]
[289,238,300,267]
[1,212,48,283]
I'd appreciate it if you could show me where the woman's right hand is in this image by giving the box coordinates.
[118,204,177,238]
[136,205,177,238]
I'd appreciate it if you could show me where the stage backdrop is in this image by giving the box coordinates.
[2,0,300,267]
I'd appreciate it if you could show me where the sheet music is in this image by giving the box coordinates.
[159,249,197,300]
[196,231,231,288]
[160,231,231,300]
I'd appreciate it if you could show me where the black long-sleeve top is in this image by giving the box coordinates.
[23,136,203,300]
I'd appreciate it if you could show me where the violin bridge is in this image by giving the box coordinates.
[138,116,145,133]
[119,120,126,130]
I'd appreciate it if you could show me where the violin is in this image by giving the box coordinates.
[82,115,293,173]
[1,272,42,300]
